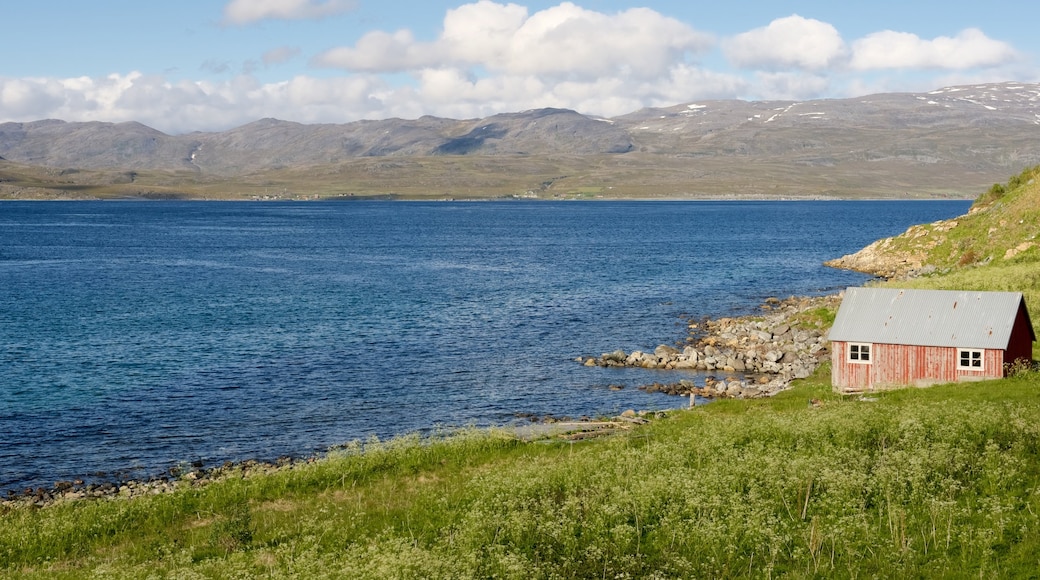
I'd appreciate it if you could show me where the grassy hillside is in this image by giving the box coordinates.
[822,164,1040,358]
[3,368,1040,578]
[888,165,1040,271]
[866,165,1040,357]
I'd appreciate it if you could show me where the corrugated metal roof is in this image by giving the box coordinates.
[828,287,1031,349]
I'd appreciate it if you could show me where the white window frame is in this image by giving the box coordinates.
[848,343,872,364]
[957,348,984,371]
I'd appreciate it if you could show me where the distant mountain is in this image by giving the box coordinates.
[0,107,635,175]
[1,82,1038,199]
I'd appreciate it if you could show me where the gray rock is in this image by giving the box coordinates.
[655,344,680,358]
[601,349,626,363]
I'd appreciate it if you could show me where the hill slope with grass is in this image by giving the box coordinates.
[826,165,1040,278]
[826,165,1040,353]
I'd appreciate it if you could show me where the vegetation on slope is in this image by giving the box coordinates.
[835,165,1040,356]
[906,164,1040,270]
[3,367,1040,578]
[826,165,1040,279]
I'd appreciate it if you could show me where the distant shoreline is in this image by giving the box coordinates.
[0,194,974,202]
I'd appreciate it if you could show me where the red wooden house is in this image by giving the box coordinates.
[829,287,1035,393]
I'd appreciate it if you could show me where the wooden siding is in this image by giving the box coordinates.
[832,341,1005,391]
[1006,304,1035,365]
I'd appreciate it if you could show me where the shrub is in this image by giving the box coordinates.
[957,249,979,266]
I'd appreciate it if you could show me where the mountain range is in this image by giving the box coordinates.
[2,81,1038,200]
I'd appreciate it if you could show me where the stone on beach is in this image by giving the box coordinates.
[582,295,837,399]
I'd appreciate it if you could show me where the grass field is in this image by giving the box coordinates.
[3,364,1040,578]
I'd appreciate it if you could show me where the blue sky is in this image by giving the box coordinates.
[1,0,1036,133]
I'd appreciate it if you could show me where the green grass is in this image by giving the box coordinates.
[848,165,1040,358]
[875,165,1040,273]
[887,260,1040,359]
[4,365,1040,578]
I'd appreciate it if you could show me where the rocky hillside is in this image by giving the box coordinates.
[2,82,1040,199]
[825,165,1040,278]
[0,108,634,175]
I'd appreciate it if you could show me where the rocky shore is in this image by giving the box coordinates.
[5,295,841,509]
[0,457,308,509]
[1,413,670,509]
[578,294,839,399]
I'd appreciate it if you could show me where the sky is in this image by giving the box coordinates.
[1,0,1036,134]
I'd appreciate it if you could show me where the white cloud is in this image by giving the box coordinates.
[306,2,725,122]
[2,5,1034,133]
[222,0,356,25]
[314,30,440,72]
[439,1,529,68]
[0,73,395,134]
[314,1,713,80]
[850,28,1018,70]
[724,15,847,71]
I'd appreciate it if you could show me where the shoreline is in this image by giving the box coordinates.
[581,294,838,399]
[2,292,842,509]
[0,194,972,202]
[1,413,673,509]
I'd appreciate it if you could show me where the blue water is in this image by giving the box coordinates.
[0,200,970,492]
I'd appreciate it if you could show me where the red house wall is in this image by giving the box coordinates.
[1006,305,1035,366]
[832,341,1004,391]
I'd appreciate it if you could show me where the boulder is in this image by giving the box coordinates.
[601,350,626,363]
[792,364,813,379]
[654,345,680,358]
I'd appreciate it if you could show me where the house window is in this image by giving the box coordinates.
[958,348,984,370]
[848,343,872,364]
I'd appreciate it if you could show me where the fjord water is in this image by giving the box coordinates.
[1,200,969,492]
